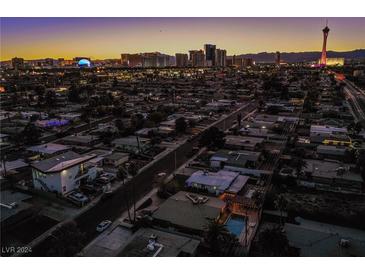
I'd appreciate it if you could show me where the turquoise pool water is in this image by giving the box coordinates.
[226,215,246,237]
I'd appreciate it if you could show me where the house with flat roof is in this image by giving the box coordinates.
[27,143,70,158]
[103,152,129,168]
[84,149,112,167]
[310,125,349,144]
[285,217,365,256]
[152,191,225,235]
[210,149,263,176]
[225,135,265,151]
[1,159,29,177]
[59,135,100,146]
[1,190,33,227]
[299,159,363,193]
[211,150,262,170]
[31,151,97,195]
[117,227,200,257]
[316,145,347,159]
[112,136,150,154]
[185,170,249,196]
[239,127,270,138]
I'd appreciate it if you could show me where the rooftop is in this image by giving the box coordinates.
[152,191,225,232]
[310,125,348,134]
[31,151,95,173]
[211,149,261,165]
[1,159,28,174]
[285,218,365,256]
[112,136,150,146]
[303,159,363,182]
[118,227,200,257]
[27,143,70,155]
[1,190,33,222]
[225,135,265,147]
[186,170,240,192]
[60,135,99,145]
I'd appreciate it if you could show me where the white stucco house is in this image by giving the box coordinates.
[31,151,97,195]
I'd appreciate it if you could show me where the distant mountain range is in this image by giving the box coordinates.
[231,49,365,63]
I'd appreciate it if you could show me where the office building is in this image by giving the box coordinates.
[175,53,189,67]
[230,56,254,68]
[215,48,227,67]
[204,44,216,66]
[121,52,170,67]
[189,50,205,67]
[121,53,143,67]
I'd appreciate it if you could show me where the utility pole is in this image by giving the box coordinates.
[136,135,141,154]
[1,155,7,178]
[173,150,177,177]
[245,207,248,247]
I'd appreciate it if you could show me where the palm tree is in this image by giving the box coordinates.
[356,149,365,171]
[292,157,307,182]
[117,167,131,222]
[204,219,231,256]
[127,163,139,223]
[274,194,287,227]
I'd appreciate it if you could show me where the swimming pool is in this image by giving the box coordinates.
[226,215,246,237]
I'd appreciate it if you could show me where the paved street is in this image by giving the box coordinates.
[344,80,365,121]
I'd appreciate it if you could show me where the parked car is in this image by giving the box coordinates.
[97,173,116,184]
[68,192,89,203]
[96,220,112,232]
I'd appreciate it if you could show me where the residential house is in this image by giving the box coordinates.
[27,143,70,159]
[152,191,225,235]
[310,125,350,144]
[103,152,129,168]
[117,227,200,257]
[112,136,151,154]
[225,135,265,151]
[31,151,97,195]
[299,159,363,193]
[185,170,249,196]
[210,149,263,176]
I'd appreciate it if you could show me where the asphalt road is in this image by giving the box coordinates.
[344,80,365,121]
[29,101,257,256]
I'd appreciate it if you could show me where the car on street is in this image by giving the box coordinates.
[67,191,89,205]
[96,220,112,232]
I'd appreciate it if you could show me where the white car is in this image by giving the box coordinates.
[69,192,89,203]
[96,220,112,232]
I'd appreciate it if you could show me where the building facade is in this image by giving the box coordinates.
[31,151,97,195]
[175,53,189,67]
[215,49,227,67]
[204,44,216,66]
[189,50,205,67]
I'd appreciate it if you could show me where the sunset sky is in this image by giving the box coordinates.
[1,17,364,60]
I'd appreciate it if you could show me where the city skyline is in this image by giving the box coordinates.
[1,17,365,61]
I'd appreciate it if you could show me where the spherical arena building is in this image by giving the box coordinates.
[78,59,91,68]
